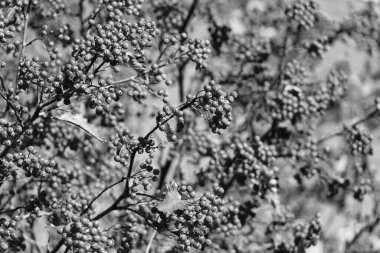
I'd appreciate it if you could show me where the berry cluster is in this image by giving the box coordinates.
[0,216,25,252]
[152,184,225,251]
[268,69,347,123]
[24,190,50,217]
[112,214,149,252]
[87,79,124,114]
[208,19,231,55]
[0,120,28,147]
[73,19,159,67]
[183,128,218,157]
[285,0,318,30]
[302,36,330,58]
[233,37,271,63]
[283,60,309,87]
[0,91,30,123]
[274,214,321,253]
[17,57,48,90]
[186,39,211,70]
[267,84,308,123]
[0,147,56,181]
[197,137,278,197]
[57,217,114,253]
[353,179,372,201]
[343,125,373,155]
[152,0,186,32]
[195,80,237,134]
[101,0,145,18]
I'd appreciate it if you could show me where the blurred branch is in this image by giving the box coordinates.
[345,216,380,250]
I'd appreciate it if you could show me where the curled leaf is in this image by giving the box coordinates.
[157,182,194,215]
[52,112,107,143]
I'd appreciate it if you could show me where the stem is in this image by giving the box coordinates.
[180,0,199,34]
[317,109,379,144]
[49,238,64,253]
[145,230,157,253]
[345,216,380,250]
[25,37,41,47]
[178,63,186,102]
[91,188,126,221]
[81,177,127,215]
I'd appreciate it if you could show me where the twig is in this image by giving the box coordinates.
[81,177,128,215]
[48,238,64,253]
[180,0,199,34]
[345,216,380,250]
[145,230,157,253]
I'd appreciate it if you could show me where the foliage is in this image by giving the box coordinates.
[1,0,380,252]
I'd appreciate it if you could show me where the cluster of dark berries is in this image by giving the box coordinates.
[151,185,225,251]
[31,0,66,20]
[183,128,218,157]
[45,164,84,194]
[0,91,30,121]
[292,138,320,180]
[17,57,49,90]
[112,214,149,252]
[285,0,318,30]
[197,137,278,197]
[51,189,97,218]
[267,84,308,123]
[302,36,330,58]
[233,37,271,63]
[353,179,372,201]
[186,39,211,70]
[343,125,373,155]
[152,0,186,32]
[1,147,56,180]
[87,79,123,114]
[195,80,237,134]
[73,19,158,66]
[24,190,50,217]
[131,158,161,193]
[155,105,186,142]
[0,120,28,147]
[268,69,347,123]
[0,216,25,253]
[208,20,231,55]
[57,217,114,253]
[251,136,277,166]
[274,214,321,253]
[283,60,309,87]
[101,0,145,18]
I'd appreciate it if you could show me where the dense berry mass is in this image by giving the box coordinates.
[0,0,379,253]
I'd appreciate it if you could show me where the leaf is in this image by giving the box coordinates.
[157,182,193,215]
[53,113,107,143]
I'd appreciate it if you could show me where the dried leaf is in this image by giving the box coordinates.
[157,182,192,214]
[53,113,107,143]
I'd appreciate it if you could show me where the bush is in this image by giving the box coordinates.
[0,0,380,252]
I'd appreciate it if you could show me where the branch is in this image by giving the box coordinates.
[180,0,199,34]
[345,216,380,250]
[145,230,157,253]
[81,177,128,215]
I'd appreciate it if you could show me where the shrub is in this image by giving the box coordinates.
[0,0,380,252]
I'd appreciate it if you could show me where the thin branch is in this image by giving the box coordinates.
[345,216,380,250]
[48,238,64,253]
[81,177,127,215]
[145,230,157,253]
[180,0,199,34]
